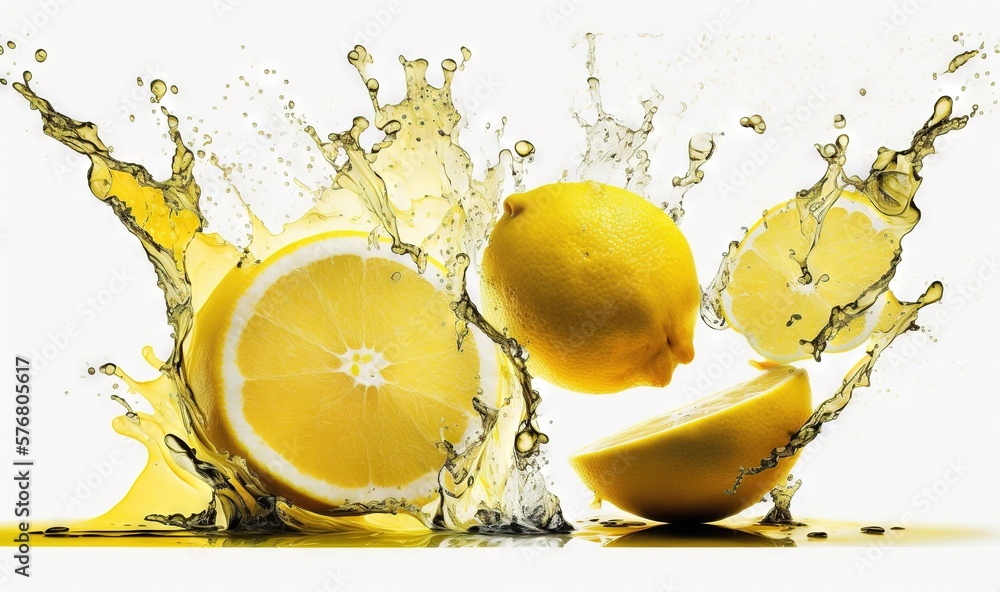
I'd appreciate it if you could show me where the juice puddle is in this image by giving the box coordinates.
[1,517,992,548]
[578,517,996,548]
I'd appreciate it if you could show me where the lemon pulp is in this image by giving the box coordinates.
[722,191,908,361]
[187,231,496,509]
[570,365,812,523]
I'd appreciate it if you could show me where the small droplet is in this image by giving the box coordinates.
[149,79,167,103]
[739,114,766,134]
[515,431,536,453]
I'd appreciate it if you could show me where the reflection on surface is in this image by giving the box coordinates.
[605,523,794,547]
[27,527,572,549]
[5,516,994,548]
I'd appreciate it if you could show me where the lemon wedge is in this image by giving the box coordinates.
[570,365,811,523]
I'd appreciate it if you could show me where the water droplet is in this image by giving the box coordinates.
[149,79,167,103]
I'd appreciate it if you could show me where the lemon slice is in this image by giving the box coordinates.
[187,231,497,509]
[722,191,907,362]
[570,365,812,523]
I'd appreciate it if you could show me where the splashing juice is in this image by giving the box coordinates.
[0,32,987,546]
[9,44,567,536]
[701,95,970,490]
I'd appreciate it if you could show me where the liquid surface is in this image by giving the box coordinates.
[2,516,992,548]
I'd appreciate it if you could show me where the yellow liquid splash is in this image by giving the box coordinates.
[11,44,567,536]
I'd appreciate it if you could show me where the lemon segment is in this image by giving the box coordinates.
[186,231,496,509]
[569,365,812,523]
[722,191,904,362]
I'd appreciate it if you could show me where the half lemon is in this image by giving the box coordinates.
[186,231,497,509]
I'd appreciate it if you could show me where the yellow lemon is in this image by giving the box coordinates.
[722,190,910,361]
[479,182,699,394]
[569,365,811,523]
[184,231,496,510]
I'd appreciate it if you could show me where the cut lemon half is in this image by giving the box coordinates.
[722,190,909,362]
[570,365,812,523]
[186,231,497,509]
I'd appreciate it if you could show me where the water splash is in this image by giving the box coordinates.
[943,48,981,75]
[573,33,659,198]
[573,33,715,224]
[731,283,944,491]
[665,132,716,224]
[10,44,567,534]
[759,476,803,526]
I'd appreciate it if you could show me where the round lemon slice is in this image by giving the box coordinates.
[721,191,908,362]
[187,231,497,509]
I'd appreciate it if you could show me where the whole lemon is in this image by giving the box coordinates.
[480,181,699,394]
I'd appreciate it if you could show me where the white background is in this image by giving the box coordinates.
[1,0,999,590]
